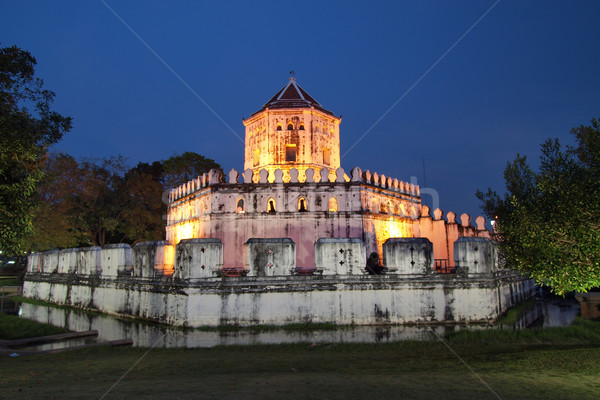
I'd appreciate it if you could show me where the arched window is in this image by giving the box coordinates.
[298,197,307,212]
[287,123,294,130]
[236,199,245,213]
[276,124,282,131]
[299,124,305,130]
[268,198,276,213]
[328,197,338,212]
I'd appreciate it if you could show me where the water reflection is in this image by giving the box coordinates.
[16,295,580,348]
[0,298,20,315]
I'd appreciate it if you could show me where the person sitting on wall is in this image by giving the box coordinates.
[366,252,384,275]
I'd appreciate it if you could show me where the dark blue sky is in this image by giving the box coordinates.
[3,1,599,225]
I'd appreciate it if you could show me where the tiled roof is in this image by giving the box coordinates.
[254,77,334,116]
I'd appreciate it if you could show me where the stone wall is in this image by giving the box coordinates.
[23,237,536,327]
[165,168,490,271]
[416,205,491,266]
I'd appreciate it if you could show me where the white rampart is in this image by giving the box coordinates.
[174,238,223,279]
[23,237,535,327]
[383,238,434,275]
[58,248,77,274]
[243,238,296,276]
[100,244,133,278]
[314,238,366,275]
[133,241,175,278]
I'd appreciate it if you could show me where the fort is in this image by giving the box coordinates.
[23,77,535,327]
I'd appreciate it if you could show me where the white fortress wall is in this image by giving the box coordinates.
[23,237,536,327]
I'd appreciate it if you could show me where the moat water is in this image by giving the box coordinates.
[2,294,580,350]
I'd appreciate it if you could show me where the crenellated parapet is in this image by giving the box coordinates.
[354,167,420,196]
[26,237,501,281]
[168,166,420,202]
[416,205,491,270]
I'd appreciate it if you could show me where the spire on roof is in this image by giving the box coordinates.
[253,74,334,116]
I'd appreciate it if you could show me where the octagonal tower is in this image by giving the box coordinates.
[243,76,341,181]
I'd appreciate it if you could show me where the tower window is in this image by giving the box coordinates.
[287,123,294,130]
[276,124,282,131]
[268,198,276,213]
[299,124,305,130]
[328,197,338,212]
[298,197,307,212]
[323,147,330,165]
[236,199,245,213]
[285,144,297,162]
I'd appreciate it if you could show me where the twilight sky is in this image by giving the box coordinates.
[2,1,599,225]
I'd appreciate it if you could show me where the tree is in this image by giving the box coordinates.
[25,151,220,250]
[161,152,221,189]
[477,118,600,295]
[23,154,85,251]
[0,45,72,255]
[117,162,166,244]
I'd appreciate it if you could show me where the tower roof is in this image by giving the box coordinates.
[254,76,334,116]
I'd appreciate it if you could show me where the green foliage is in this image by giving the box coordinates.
[25,152,221,250]
[0,45,71,255]
[477,118,600,294]
[161,151,222,189]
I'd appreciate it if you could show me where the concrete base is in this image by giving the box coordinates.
[23,271,536,327]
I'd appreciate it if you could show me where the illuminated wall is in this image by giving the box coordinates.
[243,108,341,177]
[166,169,422,268]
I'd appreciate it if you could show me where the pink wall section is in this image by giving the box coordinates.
[207,213,365,269]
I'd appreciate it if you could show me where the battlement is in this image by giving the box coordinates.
[168,167,420,203]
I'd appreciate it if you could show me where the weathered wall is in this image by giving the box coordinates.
[243,107,341,176]
[314,238,366,275]
[23,238,536,327]
[383,238,434,275]
[23,273,535,327]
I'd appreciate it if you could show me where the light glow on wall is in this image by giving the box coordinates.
[374,217,413,257]
[172,220,196,245]
[156,244,175,276]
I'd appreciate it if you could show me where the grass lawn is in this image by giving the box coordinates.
[0,277,21,287]
[1,315,599,399]
[0,312,68,341]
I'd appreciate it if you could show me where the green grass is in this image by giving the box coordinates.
[0,277,21,287]
[1,337,599,399]
[496,297,537,325]
[0,312,68,341]
[446,317,600,344]
[0,316,599,399]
